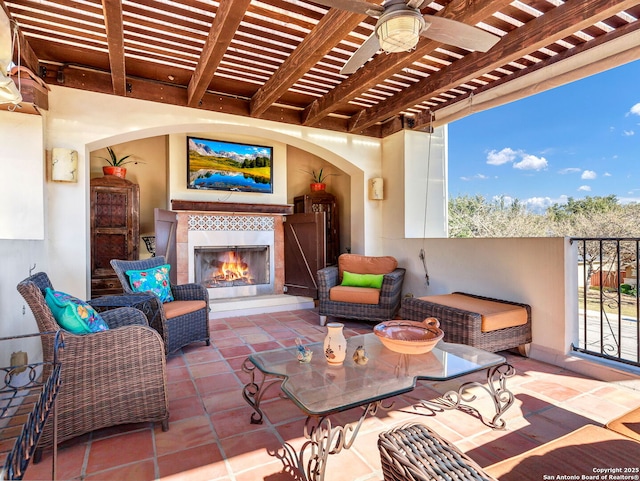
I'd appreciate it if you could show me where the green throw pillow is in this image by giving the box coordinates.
[341,271,384,289]
[44,288,109,334]
[126,264,174,303]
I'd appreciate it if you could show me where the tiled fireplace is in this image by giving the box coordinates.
[175,210,285,301]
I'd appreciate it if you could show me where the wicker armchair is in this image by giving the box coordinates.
[110,256,210,354]
[16,272,169,451]
[317,254,406,326]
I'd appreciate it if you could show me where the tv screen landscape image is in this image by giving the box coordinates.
[187,137,273,193]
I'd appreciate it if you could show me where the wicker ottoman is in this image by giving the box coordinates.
[400,292,531,353]
[378,423,497,481]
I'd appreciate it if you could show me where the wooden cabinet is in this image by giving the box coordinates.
[90,176,140,297]
[294,191,339,266]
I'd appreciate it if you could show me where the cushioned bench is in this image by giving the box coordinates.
[400,292,532,353]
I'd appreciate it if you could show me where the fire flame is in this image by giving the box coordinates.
[213,251,253,284]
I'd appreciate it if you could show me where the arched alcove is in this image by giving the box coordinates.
[86,123,362,259]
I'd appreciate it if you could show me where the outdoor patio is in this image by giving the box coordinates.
[23,308,640,481]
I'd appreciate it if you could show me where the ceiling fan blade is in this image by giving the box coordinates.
[309,0,384,16]
[421,15,500,52]
[406,0,425,8]
[340,33,381,75]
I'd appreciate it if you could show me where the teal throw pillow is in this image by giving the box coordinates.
[126,264,174,303]
[341,271,384,289]
[44,288,109,334]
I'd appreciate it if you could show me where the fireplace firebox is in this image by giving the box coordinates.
[194,246,270,288]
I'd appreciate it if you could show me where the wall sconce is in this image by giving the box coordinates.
[51,148,78,182]
[369,177,384,200]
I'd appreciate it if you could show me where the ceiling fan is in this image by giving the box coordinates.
[313,0,501,74]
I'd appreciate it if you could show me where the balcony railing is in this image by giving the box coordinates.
[571,237,640,368]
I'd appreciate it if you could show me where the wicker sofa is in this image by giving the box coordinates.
[17,272,169,451]
[400,292,532,353]
[379,406,640,481]
[317,254,405,326]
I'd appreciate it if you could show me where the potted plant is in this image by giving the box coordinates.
[99,147,142,178]
[305,168,337,192]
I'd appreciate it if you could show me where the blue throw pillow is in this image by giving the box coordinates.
[44,288,109,334]
[126,264,174,303]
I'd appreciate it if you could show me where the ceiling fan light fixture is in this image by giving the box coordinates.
[376,11,425,53]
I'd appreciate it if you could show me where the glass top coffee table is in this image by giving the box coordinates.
[242,333,515,481]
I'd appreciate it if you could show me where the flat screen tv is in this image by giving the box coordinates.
[187,137,273,193]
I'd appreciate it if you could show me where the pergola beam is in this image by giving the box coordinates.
[348,0,640,132]
[187,0,252,108]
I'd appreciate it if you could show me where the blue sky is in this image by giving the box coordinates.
[448,59,640,212]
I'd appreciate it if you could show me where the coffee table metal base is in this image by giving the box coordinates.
[241,358,284,424]
[298,402,390,481]
[411,363,516,430]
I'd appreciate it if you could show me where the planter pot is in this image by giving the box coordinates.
[310,182,326,192]
[103,166,127,178]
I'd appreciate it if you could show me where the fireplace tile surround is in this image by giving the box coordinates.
[175,211,285,298]
[171,201,315,318]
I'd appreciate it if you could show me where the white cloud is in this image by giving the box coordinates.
[629,103,640,116]
[487,147,548,171]
[581,170,597,180]
[487,148,518,165]
[525,197,553,212]
[578,185,591,192]
[460,173,490,181]
[522,195,568,213]
[623,130,635,136]
[513,154,548,171]
[604,172,612,177]
[559,167,581,174]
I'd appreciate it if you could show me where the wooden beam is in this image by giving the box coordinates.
[409,18,640,132]
[171,200,293,215]
[0,0,40,73]
[101,0,126,96]
[348,0,640,132]
[250,8,366,118]
[301,0,511,126]
[43,65,383,137]
[187,0,252,108]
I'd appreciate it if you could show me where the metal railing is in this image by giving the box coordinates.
[571,237,640,368]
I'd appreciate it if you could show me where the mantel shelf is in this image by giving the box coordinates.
[171,200,293,215]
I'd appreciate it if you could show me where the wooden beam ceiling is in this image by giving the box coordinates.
[347,0,640,133]
[1,0,639,137]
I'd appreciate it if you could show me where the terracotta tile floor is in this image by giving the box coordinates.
[24,309,640,481]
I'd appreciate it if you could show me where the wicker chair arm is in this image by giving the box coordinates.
[61,325,165,363]
[171,283,209,302]
[317,266,339,301]
[379,268,406,298]
[100,306,149,329]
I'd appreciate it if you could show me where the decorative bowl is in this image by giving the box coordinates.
[373,318,444,355]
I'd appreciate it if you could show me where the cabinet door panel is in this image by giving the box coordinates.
[90,176,139,297]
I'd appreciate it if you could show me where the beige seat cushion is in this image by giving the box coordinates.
[163,300,207,319]
[606,406,640,442]
[329,286,380,305]
[418,293,527,332]
[338,254,397,280]
[485,425,640,481]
